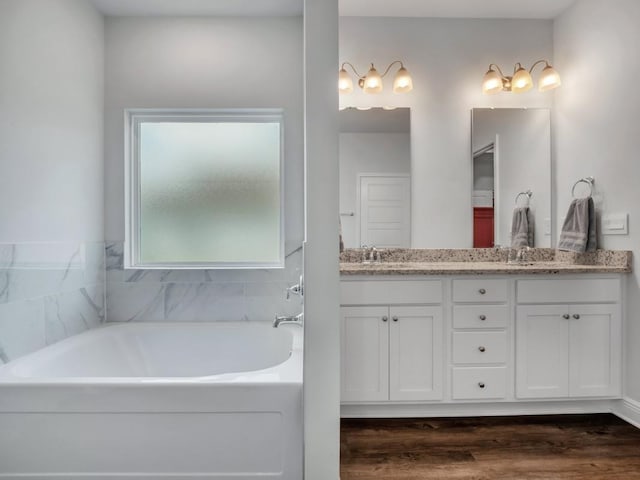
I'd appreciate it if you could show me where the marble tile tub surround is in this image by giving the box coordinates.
[0,242,106,362]
[340,248,632,269]
[105,242,303,323]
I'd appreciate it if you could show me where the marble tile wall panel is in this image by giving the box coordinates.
[105,242,303,323]
[0,242,106,363]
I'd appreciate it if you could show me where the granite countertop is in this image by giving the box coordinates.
[339,248,632,276]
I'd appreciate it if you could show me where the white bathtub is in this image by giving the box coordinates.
[0,322,303,479]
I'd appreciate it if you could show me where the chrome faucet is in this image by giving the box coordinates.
[273,312,304,328]
[285,275,304,300]
[362,245,380,264]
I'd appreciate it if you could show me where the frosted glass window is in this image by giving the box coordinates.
[125,110,284,269]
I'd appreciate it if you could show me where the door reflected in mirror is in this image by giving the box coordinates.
[471,108,551,249]
[339,108,411,248]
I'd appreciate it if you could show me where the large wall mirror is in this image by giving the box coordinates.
[471,108,551,248]
[339,108,411,248]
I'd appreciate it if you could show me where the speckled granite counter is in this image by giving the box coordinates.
[339,248,632,275]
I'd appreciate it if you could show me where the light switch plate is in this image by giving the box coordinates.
[602,213,628,235]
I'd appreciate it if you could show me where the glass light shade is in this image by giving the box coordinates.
[362,66,383,94]
[482,69,504,95]
[392,67,413,93]
[538,65,562,92]
[511,67,533,93]
[338,68,354,94]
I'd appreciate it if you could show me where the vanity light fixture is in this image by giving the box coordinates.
[482,60,561,94]
[338,61,413,95]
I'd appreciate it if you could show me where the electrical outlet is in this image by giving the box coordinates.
[602,213,628,235]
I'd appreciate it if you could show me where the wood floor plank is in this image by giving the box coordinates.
[341,414,640,480]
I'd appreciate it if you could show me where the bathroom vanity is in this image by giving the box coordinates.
[339,248,631,418]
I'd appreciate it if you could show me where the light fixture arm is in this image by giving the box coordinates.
[488,63,507,80]
[380,60,405,78]
[528,59,551,74]
[340,62,365,80]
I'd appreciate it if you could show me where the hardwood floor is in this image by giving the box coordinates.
[341,414,640,479]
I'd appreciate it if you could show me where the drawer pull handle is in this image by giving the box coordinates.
[479,315,487,321]
[478,382,486,389]
[562,314,570,319]
[478,346,486,353]
[382,316,388,322]
[479,288,487,295]
[573,314,581,319]
[392,316,399,322]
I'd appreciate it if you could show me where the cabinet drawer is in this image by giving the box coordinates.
[453,305,509,329]
[452,331,507,364]
[517,278,620,304]
[341,280,443,305]
[453,279,508,303]
[452,367,507,400]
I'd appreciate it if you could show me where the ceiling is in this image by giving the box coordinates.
[89,0,303,16]
[340,0,577,18]
[89,0,576,19]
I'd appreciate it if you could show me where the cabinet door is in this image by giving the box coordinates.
[341,306,389,402]
[389,306,443,401]
[516,305,570,399]
[569,304,622,398]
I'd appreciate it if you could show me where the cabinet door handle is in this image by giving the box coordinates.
[478,346,486,353]
[382,316,388,322]
[478,382,486,389]
[392,316,399,322]
[562,314,570,319]
[479,288,487,295]
[573,314,581,319]
[479,315,487,321]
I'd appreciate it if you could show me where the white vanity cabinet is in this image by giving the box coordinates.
[515,279,622,399]
[340,280,443,402]
[340,273,625,416]
[451,279,509,401]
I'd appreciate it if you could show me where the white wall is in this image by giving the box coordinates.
[0,0,104,243]
[553,0,640,402]
[103,17,305,323]
[473,108,551,248]
[0,0,105,363]
[339,133,411,247]
[105,16,303,248]
[340,18,554,247]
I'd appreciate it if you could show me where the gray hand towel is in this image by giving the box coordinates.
[511,207,534,248]
[558,197,597,252]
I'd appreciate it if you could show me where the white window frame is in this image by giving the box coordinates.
[124,108,285,270]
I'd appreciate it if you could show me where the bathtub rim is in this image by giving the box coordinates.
[0,321,303,386]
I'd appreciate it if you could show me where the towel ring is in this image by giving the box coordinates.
[571,176,594,199]
[515,190,532,207]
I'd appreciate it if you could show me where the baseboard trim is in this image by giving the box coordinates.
[612,397,640,429]
[341,400,614,418]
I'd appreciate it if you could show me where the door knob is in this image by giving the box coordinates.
[479,288,487,295]
[392,316,399,322]
[573,314,581,319]
[478,346,486,353]
[478,382,486,389]
[382,316,388,322]
[562,314,570,319]
[479,315,487,321]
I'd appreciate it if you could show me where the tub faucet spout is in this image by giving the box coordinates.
[273,313,304,328]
